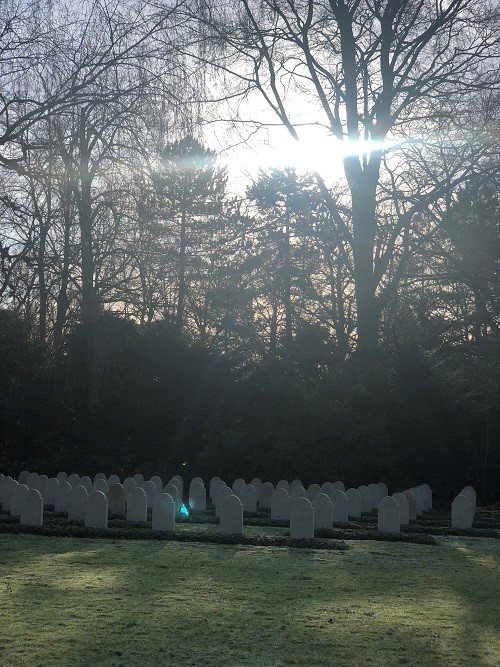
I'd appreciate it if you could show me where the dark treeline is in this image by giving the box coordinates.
[0,0,499,500]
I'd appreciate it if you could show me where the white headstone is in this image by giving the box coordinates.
[358,485,371,513]
[122,478,136,496]
[126,486,147,522]
[307,483,322,501]
[321,482,334,495]
[332,481,345,492]
[332,490,349,523]
[377,482,389,502]
[290,479,303,489]
[392,492,410,525]
[209,477,223,500]
[421,484,432,510]
[378,496,401,534]
[108,474,121,487]
[312,493,333,530]
[250,478,263,495]
[219,494,243,536]
[44,478,59,505]
[68,473,80,487]
[232,478,246,497]
[169,476,183,498]
[368,483,380,509]
[56,472,68,483]
[11,484,29,517]
[150,476,163,493]
[290,485,307,502]
[403,491,417,520]
[93,472,106,483]
[20,489,43,526]
[80,476,93,493]
[346,488,362,518]
[258,482,275,509]
[107,483,126,514]
[452,494,474,529]
[94,479,109,494]
[290,497,314,540]
[271,488,290,521]
[461,486,476,512]
[133,473,144,485]
[68,486,89,520]
[142,480,158,509]
[85,491,108,529]
[215,486,232,518]
[18,470,29,484]
[276,480,290,492]
[3,479,18,512]
[241,484,258,513]
[189,481,206,510]
[152,493,176,531]
[54,481,73,513]
[26,472,39,489]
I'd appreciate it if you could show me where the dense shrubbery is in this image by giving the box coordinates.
[1,310,499,502]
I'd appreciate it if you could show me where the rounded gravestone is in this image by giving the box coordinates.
[332,490,348,523]
[36,474,48,497]
[290,479,303,489]
[126,486,147,522]
[392,493,410,525]
[189,481,206,510]
[107,483,126,514]
[259,482,275,509]
[152,493,176,532]
[346,488,362,518]
[312,493,333,530]
[377,482,389,503]
[332,481,345,493]
[421,484,432,511]
[378,496,400,534]
[44,478,59,505]
[321,482,335,495]
[20,489,43,526]
[290,485,307,502]
[142,480,158,509]
[219,494,243,536]
[122,478,136,496]
[232,478,246,498]
[56,472,68,483]
[250,478,263,495]
[68,486,89,520]
[271,488,290,521]
[358,485,371,513]
[85,491,108,529]
[290,498,314,540]
[452,494,474,529]
[215,486,232,518]
[276,480,290,492]
[26,472,39,489]
[18,470,29,485]
[163,484,182,514]
[307,483,321,501]
[55,481,73,513]
[68,473,80,487]
[133,473,145,485]
[209,477,222,500]
[150,475,163,493]
[11,484,29,517]
[80,476,93,493]
[241,484,258,513]
[403,490,417,520]
[93,472,106,483]
[368,483,380,509]
[94,478,109,494]
[3,479,18,512]
[108,474,121,487]
[169,476,183,498]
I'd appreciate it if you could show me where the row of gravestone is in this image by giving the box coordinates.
[451,487,476,529]
[377,484,433,534]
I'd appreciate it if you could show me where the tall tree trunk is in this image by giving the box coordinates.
[283,210,292,359]
[54,186,72,348]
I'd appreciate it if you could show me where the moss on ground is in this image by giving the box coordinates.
[0,533,498,666]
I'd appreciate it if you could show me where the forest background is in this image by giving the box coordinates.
[0,0,499,501]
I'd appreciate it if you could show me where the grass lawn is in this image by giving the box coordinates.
[0,534,498,667]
